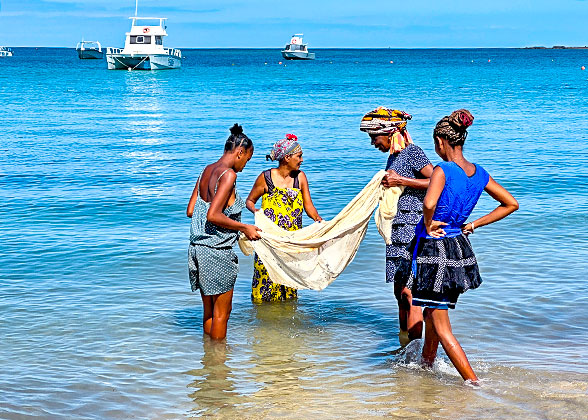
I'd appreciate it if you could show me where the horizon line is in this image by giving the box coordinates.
[6,45,587,49]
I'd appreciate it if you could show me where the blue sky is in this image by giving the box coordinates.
[1,0,587,48]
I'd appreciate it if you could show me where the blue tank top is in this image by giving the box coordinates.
[431,161,489,235]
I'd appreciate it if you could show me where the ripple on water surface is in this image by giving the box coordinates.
[1,48,587,419]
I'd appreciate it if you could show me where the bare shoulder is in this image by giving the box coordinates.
[218,167,237,183]
[296,170,309,187]
[255,172,267,184]
[432,165,446,177]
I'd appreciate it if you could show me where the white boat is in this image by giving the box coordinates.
[106,16,182,70]
[0,47,13,57]
[76,40,103,59]
[281,34,315,60]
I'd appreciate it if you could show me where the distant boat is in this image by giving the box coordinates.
[0,47,13,57]
[106,16,182,70]
[76,40,104,59]
[281,34,315,60]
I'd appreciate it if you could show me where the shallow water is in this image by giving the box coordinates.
[1,48,587,419]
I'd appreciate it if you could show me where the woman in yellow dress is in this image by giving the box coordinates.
[246,134,322,302]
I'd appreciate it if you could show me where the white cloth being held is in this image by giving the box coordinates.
[238,171,404,290]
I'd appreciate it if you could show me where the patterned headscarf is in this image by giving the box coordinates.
[266,134,302,161]
[360,107,413,153]
[433,109,474,146]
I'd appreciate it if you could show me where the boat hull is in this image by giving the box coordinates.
[106,53,182,70]
[281,51,315,60]
[77,49,103,59]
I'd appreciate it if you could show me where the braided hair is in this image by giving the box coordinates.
[433,109,474,147]
[224,123,253,152]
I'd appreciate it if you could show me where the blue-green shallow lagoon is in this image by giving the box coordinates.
[1,48,587,419]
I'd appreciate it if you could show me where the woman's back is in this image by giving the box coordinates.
[190,167,244,248]
[432,161,489,230]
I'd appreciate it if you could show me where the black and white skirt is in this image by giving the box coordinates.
[394,234,482,309]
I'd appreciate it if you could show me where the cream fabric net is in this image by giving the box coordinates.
[238,171,404,290]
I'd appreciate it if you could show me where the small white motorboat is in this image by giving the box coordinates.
[281,34,315,60]
[76,40,104,59]
[106,16,182,70]
[0,47,13,57]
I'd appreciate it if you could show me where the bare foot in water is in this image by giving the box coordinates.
[465,379,481,387]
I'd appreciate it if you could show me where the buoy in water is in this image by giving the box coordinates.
[488,59,491,62]
[278,61,282,65]
[582,66,586,71]
[389,60,393,64]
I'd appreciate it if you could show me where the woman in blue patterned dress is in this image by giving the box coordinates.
[394,110,518,383]
[360,107,434,345]
[186,124,261,340]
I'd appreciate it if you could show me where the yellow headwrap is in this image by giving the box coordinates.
[360,107,413,153]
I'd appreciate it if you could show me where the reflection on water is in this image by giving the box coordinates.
[186,338,240,417]
[181,302,588,420]
[247,302,314,413]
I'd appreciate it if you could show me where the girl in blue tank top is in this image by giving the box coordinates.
[394,110,519,384]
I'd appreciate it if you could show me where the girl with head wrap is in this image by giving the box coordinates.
[360,107,434,345]
[246,134,322,302]
[394,110,518,383]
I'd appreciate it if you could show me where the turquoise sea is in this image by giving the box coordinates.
[1,48,587,419]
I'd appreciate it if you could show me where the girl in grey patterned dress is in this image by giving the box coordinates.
[360,107,434,345]
[186,124,261,340]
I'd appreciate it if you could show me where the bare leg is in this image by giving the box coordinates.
[428,308,478,382]
[421,308,440,367]
[395,283,423,344]
[210,289,234,340]
[407,305,423,341]
[200,291,213,335]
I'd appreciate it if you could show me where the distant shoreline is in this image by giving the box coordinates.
[522,46,588,49]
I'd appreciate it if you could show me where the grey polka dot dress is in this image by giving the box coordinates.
[384,144,431,283]
[188,171,245,296]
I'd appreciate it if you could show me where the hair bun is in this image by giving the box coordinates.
[230,123,244,136]
[449,109,474,131]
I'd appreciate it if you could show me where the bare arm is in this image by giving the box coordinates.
[462,176,519,233]
[382,163,434,189]
[299,172,322,222]
[423,166,448,238]
[207,170,261,240]
[186,179,199,218]
[245,173,267,213]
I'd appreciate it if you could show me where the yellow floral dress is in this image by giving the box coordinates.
[252,169,303,302]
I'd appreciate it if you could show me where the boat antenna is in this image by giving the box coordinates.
[135,0,138,17]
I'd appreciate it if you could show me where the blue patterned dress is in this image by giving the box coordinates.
[384,144,432,284]
[188,171,245,296]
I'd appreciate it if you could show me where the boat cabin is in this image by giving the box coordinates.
[284,34,310,52]
[122,17,169,54]
[0,47,13,57]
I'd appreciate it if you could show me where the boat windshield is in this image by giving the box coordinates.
[131,18,166,28]
[288,44,306,52]
[130,35,152,44]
